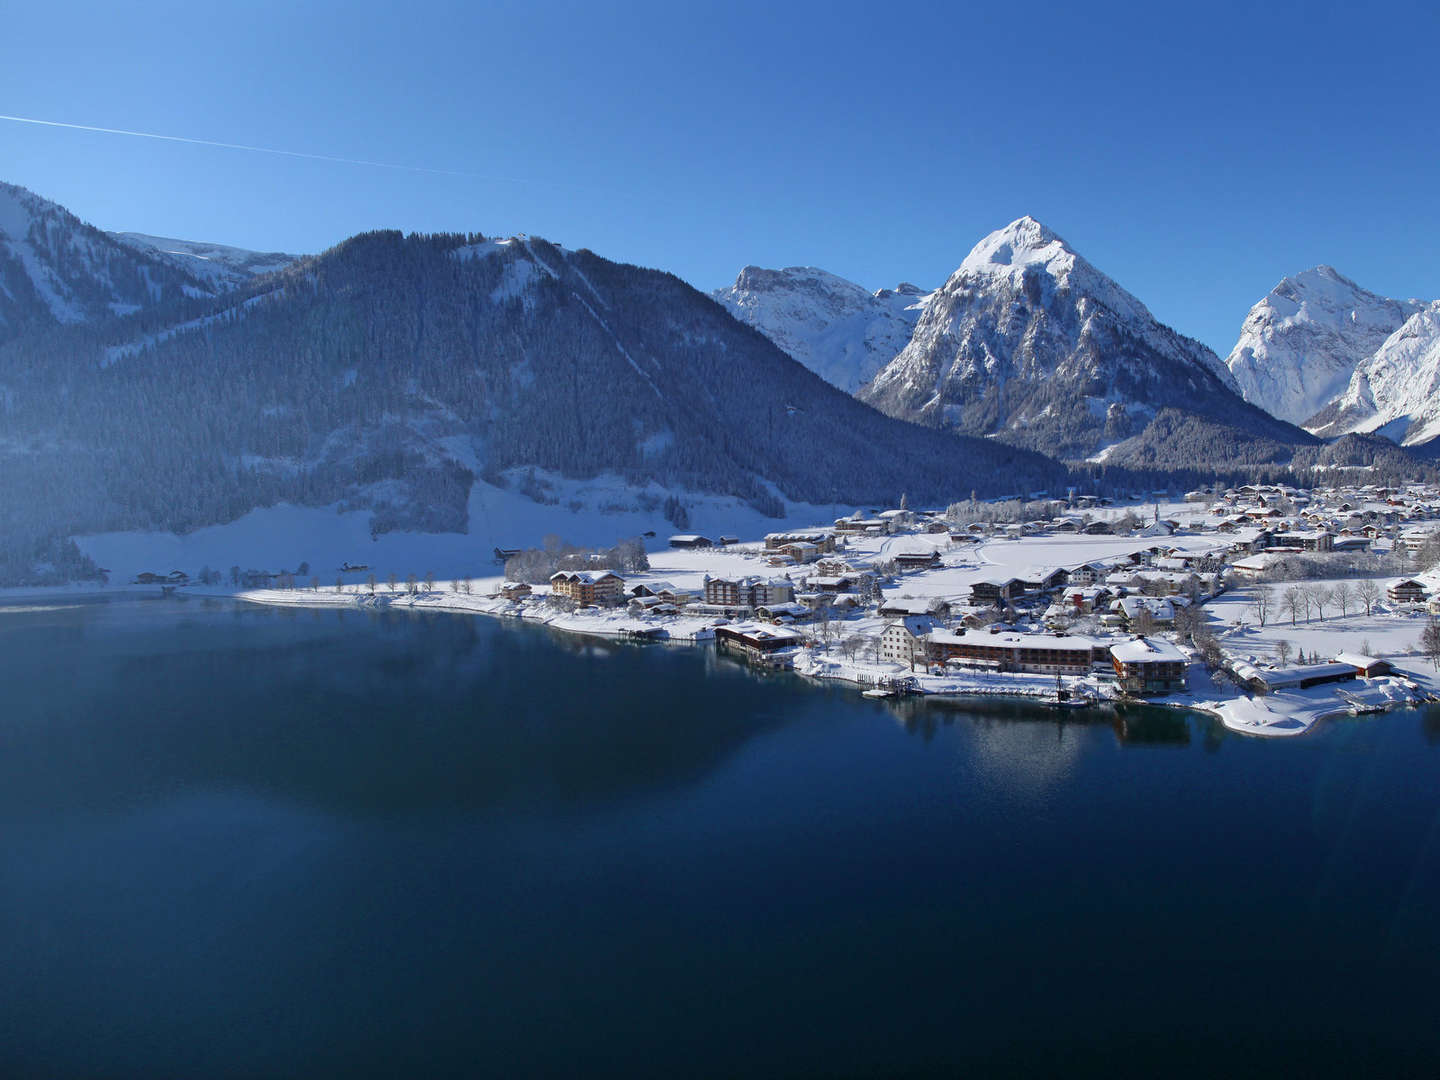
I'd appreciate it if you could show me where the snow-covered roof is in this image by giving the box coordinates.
[1334,652,1388,670]
[1109,637,1186,663]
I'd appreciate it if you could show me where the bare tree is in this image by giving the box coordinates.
[424,570,436,594]
[406,574,419,596]
[1283,585,1305,626]
[840,634,865,662]
[1333,581,1354,618]
[1312,584,1333,621]
[367,573,377,595]
[1423,617,1440,671]
[1275,640,1293,666]
[387,572,398,594]
[1355,578,1380,616]
[1249,586,1273,627]
[310,576,320,592]
[1133,606,1156,636]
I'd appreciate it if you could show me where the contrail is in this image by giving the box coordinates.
[0,112,516,180]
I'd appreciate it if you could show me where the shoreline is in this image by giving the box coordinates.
[12,581,1432,738]
[223,585,1435,738]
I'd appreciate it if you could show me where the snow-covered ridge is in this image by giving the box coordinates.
[1224,265,1423,426]
[711,265,933,392]
[111,233,298,289]
[0,181,222,337]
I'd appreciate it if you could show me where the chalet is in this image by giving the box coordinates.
[1106,596,1176,629]
[834,516,889,534]
[1387,579,1428,605]
[715,623,806,668]
[1015,566,1068,592]
[1058,586,1112,615]
[1399,530,1435,552]
[1109,637,1187,695]
[764,531,836,554]
[880,616,937,669]
[778,541,821,564]
[627,595,677,616]
[629,581,677,598]
[756,601,810,623]
[549,570,625,606]
[1333,653,1394,678]
[668,535,714,549]
[878,596,953,619]
[499,582,532,600]
[894,550,942,572]
[970,577,1022,605]
[805,574,861,595]
[1067,562,1108,586]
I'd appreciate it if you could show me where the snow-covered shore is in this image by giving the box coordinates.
[226,583,1436,739]
[19,501,1439,741]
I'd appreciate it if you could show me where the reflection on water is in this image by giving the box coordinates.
[2,596,1440,1079]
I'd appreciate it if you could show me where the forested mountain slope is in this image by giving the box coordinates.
[0,229,1067,583]
[0,182,213,343]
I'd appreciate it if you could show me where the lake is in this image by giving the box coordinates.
[3,595,1440,1078]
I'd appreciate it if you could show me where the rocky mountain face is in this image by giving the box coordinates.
[0,225,1068,583]
[1307,302,1440,449]
[0,182,212,343]
[856,217,1295,462]
[1224,266,1423,426]
[711,266,931,392]
[111,232,298,290]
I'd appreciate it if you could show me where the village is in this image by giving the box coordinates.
[134,478,1440,739]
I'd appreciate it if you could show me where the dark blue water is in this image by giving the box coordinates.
[3,595,1440,1078]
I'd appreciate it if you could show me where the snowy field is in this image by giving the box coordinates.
[1204,581,1439,673]
[72,473,856,586]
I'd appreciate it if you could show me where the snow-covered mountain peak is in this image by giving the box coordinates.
[956,216,1070,279]
[859,217,1252,458]
[711,265,932,393]
[1309,301,1440,447]
[1224,265,1424,425]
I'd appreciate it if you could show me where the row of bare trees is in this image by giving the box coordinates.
[1248,580,1383,627]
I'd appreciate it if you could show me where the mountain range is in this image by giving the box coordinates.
[711,267,931,393]
[0,185,1065,584]
[0,180,1435,584]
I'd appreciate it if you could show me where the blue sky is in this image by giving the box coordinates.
[4,0,1438,352]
